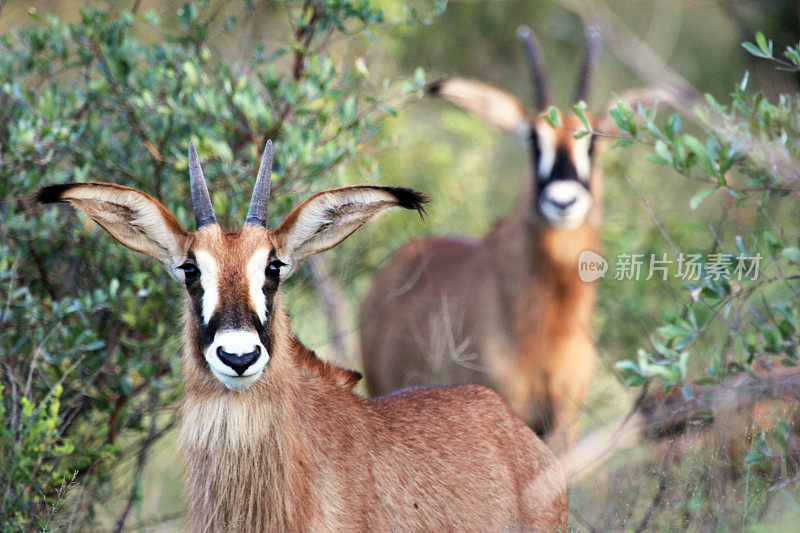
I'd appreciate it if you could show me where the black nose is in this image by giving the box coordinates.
[217,345,261,376]
[551,197,577,210]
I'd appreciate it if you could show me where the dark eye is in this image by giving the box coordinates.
[266,259,284,281]
[529,127,540,160]
[179,262,200,283]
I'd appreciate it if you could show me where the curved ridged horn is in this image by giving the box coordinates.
[517,25,549,111]
[188,141,217,229]
[573,25,601,103]
[245,139,273,228]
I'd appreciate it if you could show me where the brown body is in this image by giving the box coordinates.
[181,287,567,531]
[362,35,604,451]
[38,140,566,531]
[361,128,601,450]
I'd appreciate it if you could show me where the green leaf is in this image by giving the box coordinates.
[657,324,693,339]
[541,106,561,128]
[612,138,633,149]
[781,247,800,264]
[744,451,764,465]
[670,114,681,135]
[742,42,769,59]
[755,31,771,56]
[143,9,160,27]
[84,340,106,351]
[683,134,715,174]
[784,47,800,67]
[613,360,641,374]
[572,100,589,128]
[678,351,690,381]
[608,107,625,131]
[647,155,669,165]
[654,140,671,162]
[689,188,715,210]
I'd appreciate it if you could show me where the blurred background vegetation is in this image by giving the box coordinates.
[2,0,800,530]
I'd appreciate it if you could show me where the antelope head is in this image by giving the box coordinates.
[430,25,601,230]
[37,141,427,392]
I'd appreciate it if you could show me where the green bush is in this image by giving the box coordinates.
[0,1,432,528]
[612,32,800,392]
[604,32,800,527]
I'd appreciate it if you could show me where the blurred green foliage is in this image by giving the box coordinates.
[588,31,800,529]
[613,33,800,390]
[0,1,427,528]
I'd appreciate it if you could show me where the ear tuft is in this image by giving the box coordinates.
[375,186,429,219]
[274,185,431,269]
[427,78,447,96]
[35,183,80,204]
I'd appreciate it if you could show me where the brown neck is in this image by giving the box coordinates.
[474,202,600,348]
[177,297,360,531]
[532,221,600,275]
[483,202,600,277]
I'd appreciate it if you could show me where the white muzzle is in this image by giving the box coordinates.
[204,330,269,391]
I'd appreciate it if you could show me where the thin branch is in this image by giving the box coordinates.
[122,511,183,532]
[114,391,159,533]
[305,256,357,369]
[261,0,321,147]
[291,1,321,79]
[87,38,162,161]
[634,460,670,532]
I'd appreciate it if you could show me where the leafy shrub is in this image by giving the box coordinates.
[604,32,800,527]
[612,31,800,396]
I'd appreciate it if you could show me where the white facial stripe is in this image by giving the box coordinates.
[246,248,270,324]
[194,250,219,324]
[535,123,557,179]
[573,134,592,180]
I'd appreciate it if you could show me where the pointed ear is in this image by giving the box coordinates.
[36,183,191,275]
[429,78,530,140]
[272,186,428,275]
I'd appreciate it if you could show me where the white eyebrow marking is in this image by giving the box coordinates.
[535,122,556,180]
[246,249,270,324]
[572,133,592,180]
[194,250,219,324]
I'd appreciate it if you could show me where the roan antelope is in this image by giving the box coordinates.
[360,26,603,452]
[36,141,567,531]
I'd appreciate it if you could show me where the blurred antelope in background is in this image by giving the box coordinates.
[37,141,567,531]
[361,25,603,452]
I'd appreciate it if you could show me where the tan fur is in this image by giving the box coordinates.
[361,114,602,453]
[41,183,567,531]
